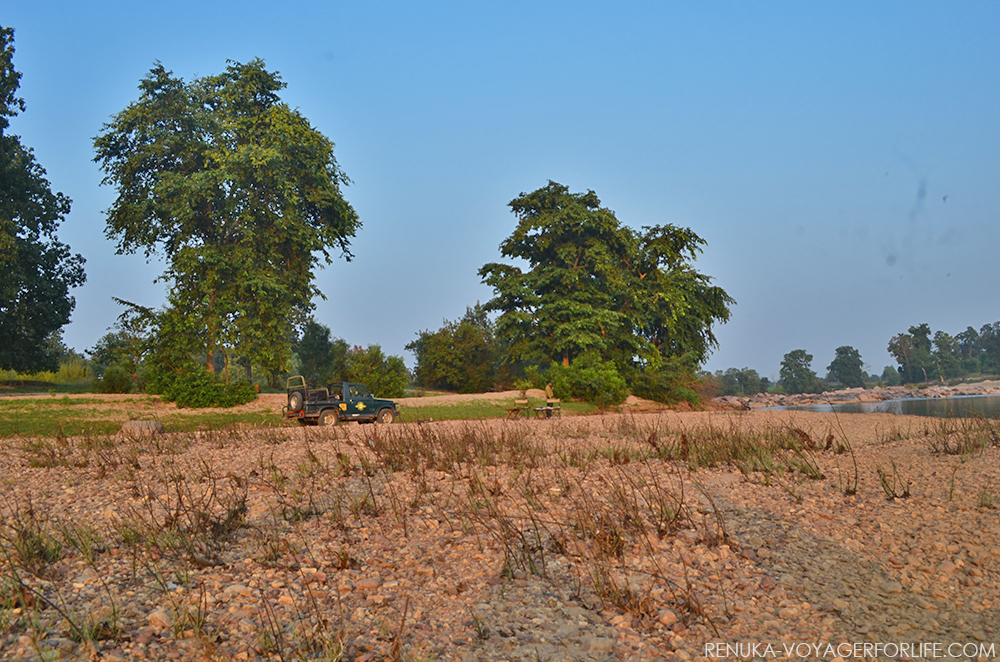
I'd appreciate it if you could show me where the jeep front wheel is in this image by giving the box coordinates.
[376,408,396,424]
[319,409,338,427]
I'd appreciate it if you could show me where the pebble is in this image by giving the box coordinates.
[5,408,1000,662]
[658,610,678,626]
[880,581,903,594]
[587,637,615,655]
[355,577,382,591]
[147,608,172,629]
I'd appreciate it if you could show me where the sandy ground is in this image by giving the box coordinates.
[0,401,998,661]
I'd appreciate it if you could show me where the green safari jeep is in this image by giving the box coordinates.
[284,376,399,426]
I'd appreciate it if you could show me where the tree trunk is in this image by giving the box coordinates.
[205,288,217,372]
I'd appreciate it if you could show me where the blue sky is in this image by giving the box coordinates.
[4,1,999,382]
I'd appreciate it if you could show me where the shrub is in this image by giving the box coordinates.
[548,355,628,408]
[93,365,133,393]
[53,354,93,384]
[161,368,257,408]
[406,305,498,393]
[630,354,701,405]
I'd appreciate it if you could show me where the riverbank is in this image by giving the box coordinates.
[1,410,998,660]
[715,379,1000,410]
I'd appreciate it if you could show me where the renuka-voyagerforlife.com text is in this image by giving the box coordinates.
[704,641,997,659]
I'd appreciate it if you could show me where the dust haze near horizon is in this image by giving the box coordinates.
[4,2,999,383]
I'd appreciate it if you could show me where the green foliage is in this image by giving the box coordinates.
[479,181,732,385]
[88,299,167,393]
[826,345,865,388]
[888,323,936,384]
[292,321,403,395]
[52,352,92,384]
[880,365,901,386]
[779,349,822,394]
[345,344,407,398]
[87,331,130,378]
[295,319,336,385]
[141,308,198,396]
[932,331,962,379]
[406,304,499,393]
[160,367,257,408]
[714,367,766,396]
[547,354,628,408]
[0,26,86,372]
[93,365,133,394]
[977,322,1000,374]
[94,59,359,381]
[1,335,93,385]
[883,321,1000,385]
[629,354,701,404]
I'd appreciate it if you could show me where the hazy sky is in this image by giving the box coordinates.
[4,1,999,382]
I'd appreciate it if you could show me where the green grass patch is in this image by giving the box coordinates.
[0,396,123,408]
[0,398,127,437]
[0,394,286,439]
[0,380,94,394]
[398,398,596,422]
[0,408,287,439]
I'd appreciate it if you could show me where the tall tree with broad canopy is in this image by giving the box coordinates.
[479,181,732,394]
[780,349,820,394]
[887,323,935,384]
[94,60,359,381]
[826,345,865,388]
[0,26,86,372]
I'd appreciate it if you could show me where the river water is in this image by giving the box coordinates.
[768,393,1000,419]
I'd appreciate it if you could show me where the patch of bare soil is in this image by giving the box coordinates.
[396,389,548,407]
[1,410,998,661]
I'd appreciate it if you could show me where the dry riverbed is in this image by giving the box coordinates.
[717,380,1000,410]
[1,408,998,661]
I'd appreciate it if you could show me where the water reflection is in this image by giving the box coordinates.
[768,394,1000,419]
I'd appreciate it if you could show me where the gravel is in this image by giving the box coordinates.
[0,408,997,661]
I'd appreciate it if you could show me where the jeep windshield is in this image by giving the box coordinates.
[349,384,371,398]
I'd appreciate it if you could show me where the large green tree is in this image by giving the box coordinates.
[975,322,1000,374]
[0,26,86,372]
[94,60,359,381]
[887,323,935,384]
[826,345,865,388]
[780,349,820,394]
[479,181,732,388]
[932,331,962,379]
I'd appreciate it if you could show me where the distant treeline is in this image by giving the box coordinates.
[709,321,1000,396]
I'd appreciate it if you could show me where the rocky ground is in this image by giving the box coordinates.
[715,380,1000,410]
[0,407,998,661]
